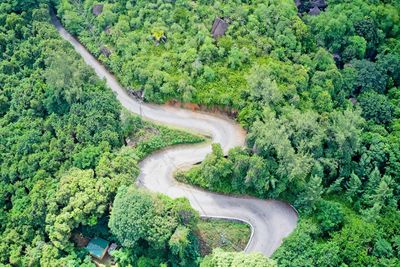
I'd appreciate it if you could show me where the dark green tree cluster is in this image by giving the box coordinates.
[108,186,200,266]
[0,1,146,265]
[2,0,399,265]
[57,0,400,265]
[0,1,205,266]
[273,207,400,266]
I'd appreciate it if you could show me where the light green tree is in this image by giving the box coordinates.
[46,168,108,249]
[201,248,277,267]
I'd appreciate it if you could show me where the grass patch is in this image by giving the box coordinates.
[122,110,206,160]
[196,218,251,256]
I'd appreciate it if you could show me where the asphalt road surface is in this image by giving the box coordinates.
[51,11,298,256]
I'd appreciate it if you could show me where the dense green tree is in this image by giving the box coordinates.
[358,91,394,125]
[109,186,178,249]
[96,147,139,192]
[378,53,400,87]
[342,36,367,62]
[201,248,277,267]
[296,175,324,212]
[109,186,200,266]
[0,4,130,264]
[316,200,345,234]
[198,144,233,190]
[247,65,283,108]
[350,60,388,94]
[272,219,318,266]
[313,242,341,267]
[46,168,109,249]
[346,172,362,203]
[168,226,200,267]
[1,0,399,265]
[373,238,393,258]
[325,108,364,178]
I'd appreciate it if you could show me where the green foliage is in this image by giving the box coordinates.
[316,200,345,234]
[109,186,178,249]
[169,226,190,260]
[1,0,399,265]
[178,144,232,193]
[109,186,200,266]
[69,0,399,264]
[350,59,388,94]
[0,3,206,265]
[121,111,205,160]
[201,248,277,267]
[296,175,324,213]
[46,168,109,249]
[247,65,283,108]
[95,147,139,192]
[358,91,394,125]
[0,3,127,264]
[168,226,200,267]
[130,119,205,160]
[57,0,307,107]
[346,172,362,203]
[274,208,400,267]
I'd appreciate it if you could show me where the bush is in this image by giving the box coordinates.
[316,200,345,235]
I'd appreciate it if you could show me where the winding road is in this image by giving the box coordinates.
[51,12,298,256]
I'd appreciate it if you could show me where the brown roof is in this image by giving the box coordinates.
[211,17,229,38]
[92,4,103,16]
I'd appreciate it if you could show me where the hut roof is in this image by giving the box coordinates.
[211,17,229,38]
[108,243,118,254]
[100,46,111,57]
[104,26,112,35]
[86,237,109,259]
[312,0,327,8]
[333,53,341,62]
[92,4,103,16]
[309,6,321,16]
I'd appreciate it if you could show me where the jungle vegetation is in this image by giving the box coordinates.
[57,0,400,265]
[1,0,399,266]
[0,1,204,266]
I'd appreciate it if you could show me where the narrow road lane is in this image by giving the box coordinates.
[51,12,298,256]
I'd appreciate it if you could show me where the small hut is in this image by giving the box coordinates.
[312,0,327,9]
[333,53,343,67]
[86,237,110,260]
[309,6,321,16]
[108,243,118,255]
[104,26,112,35]
[152,29,167,45]
[211,17,229,39]
[100,46,111,57]
[92,4,103,16]
[350,97,358,105]
[295,0,327,14]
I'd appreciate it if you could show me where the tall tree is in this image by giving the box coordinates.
[109,186,178,249]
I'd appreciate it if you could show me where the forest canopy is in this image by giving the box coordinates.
[0,0,399,266]
[0,1,202,265]
[57,0,399,265]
